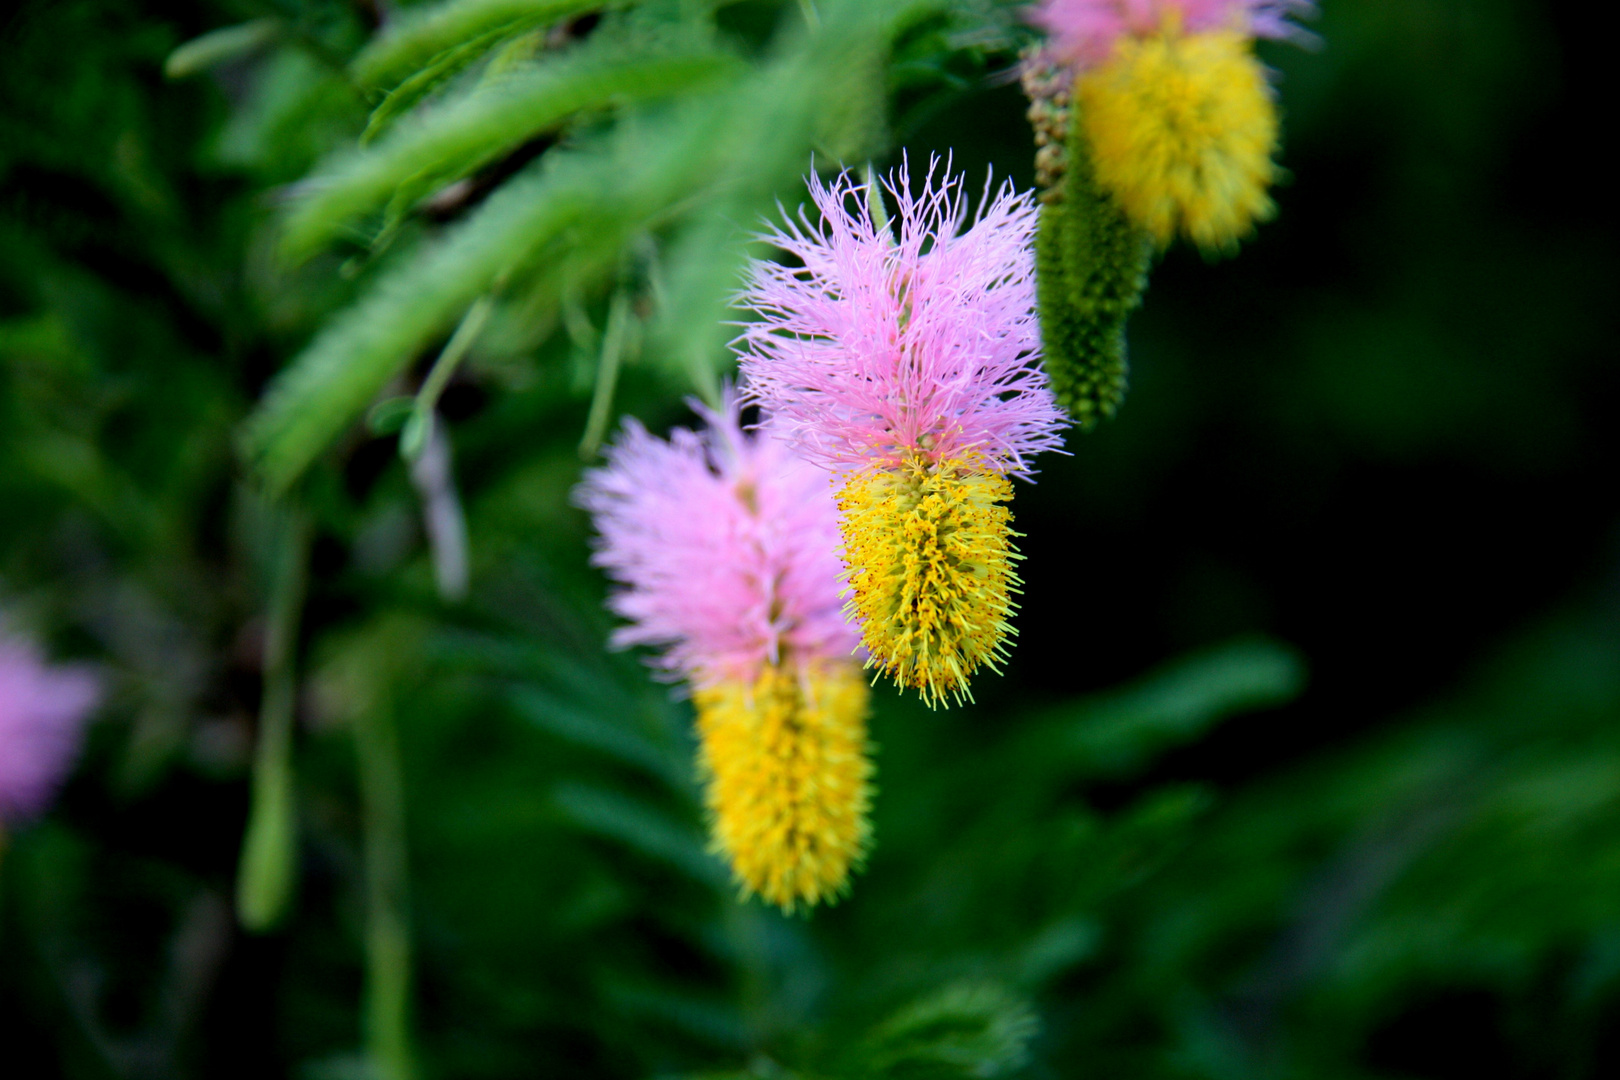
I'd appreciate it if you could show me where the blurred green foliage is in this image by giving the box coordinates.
[2,0,1618,1078]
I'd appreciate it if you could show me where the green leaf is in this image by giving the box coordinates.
[510,685,689,789]
[283,46,743,261]
[164,18,280,79]
[366,395,416,434]
[552,782,724,887]
[236,503,311,933]
[858,982,1039,1080]
[646,204,762,400]
[249,0,948,492]
[245,161,597,492]
[207,47,364,180]
[360,26,520,145]
[352,0,625,92]
[1049,638,1306,778]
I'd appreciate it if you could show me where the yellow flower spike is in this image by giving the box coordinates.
[1077,29,1280,252]
[693,664,873,913]
[837,453,1022,709]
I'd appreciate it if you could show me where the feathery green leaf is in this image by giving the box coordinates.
[553,782,723,886]
[360,25,521,145]
[1050,638,1306,778]
[246,162,597,491]
[283,46,742,262]
[352,0,624,91]
[165,18,280,79]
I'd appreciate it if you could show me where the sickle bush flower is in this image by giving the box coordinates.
[1029,0,1314,251]
[576,396,872,912]
[1,626,100,829]
[737,165,1066,709]
[1030,0,1312,69]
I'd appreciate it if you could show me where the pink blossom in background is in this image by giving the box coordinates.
[575,393,858,687]
[1028,0,1315,68]
[736,161,1066,476]
[0,628,100,825]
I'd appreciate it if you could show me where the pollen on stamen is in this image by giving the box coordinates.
[1077,28,1282,251]
[693,664,873,913]
[737,164,1066,708]
[836,453,1023,710]
[576,392,874,911]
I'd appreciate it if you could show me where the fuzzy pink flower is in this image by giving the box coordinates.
[1,628,100,825]
[735,162,1066,477]
[575,393,858,687]
[1029,0,1315,68]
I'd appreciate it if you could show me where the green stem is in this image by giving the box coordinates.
[579,288,632,458]
[401,296,493,462]
[864,162,892,241]
[237,505,311,933]
[408,415,470,602]
[356,695,416,1080]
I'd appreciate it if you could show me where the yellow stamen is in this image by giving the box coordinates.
[836,453,1021,709]
[1077,29,1280,252]
[693,664,873,912]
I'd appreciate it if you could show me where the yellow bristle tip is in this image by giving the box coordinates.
[694,665,873,913]
[1078,29,1280,252]
[837,454,1021,710]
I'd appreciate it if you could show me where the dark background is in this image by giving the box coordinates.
[3,0,1617,1077]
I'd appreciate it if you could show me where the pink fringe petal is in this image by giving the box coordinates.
[0,631,99,824]
[1028,0,1316,69]
[576,392,859,687]
[736,160,1066,477]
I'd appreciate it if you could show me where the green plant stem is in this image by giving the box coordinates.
[356,696,416,1080]
[401,295,493,461]
[579,288,632,458]
[236,506,311,933]
[408,416,470,601]
[864,162,892,240]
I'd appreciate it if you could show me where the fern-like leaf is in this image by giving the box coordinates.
[352,0,622,91]
[246,162,598,492]
[282,46,741,262]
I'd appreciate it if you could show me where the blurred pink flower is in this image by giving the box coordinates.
[1028,0,1315,68]
[736,161,1066,477]
[576,393,858,686]
[0,628,99,825]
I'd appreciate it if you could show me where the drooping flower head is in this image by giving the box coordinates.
[577,393,858,687]
[1030,0,1314,70]
[1026,0,1315,252]
[737,164,1066,709]
[692,665,870,912]
[738,162,1066,477]
[576,395,872,912]
[1,625,100,826]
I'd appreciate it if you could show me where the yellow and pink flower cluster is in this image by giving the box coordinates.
[1029,0,1315,250]
[582,163,1066,910]
[582,0,1317,907]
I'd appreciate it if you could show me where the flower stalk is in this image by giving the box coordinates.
[237,503,310,933]
[356,690,416,1080]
